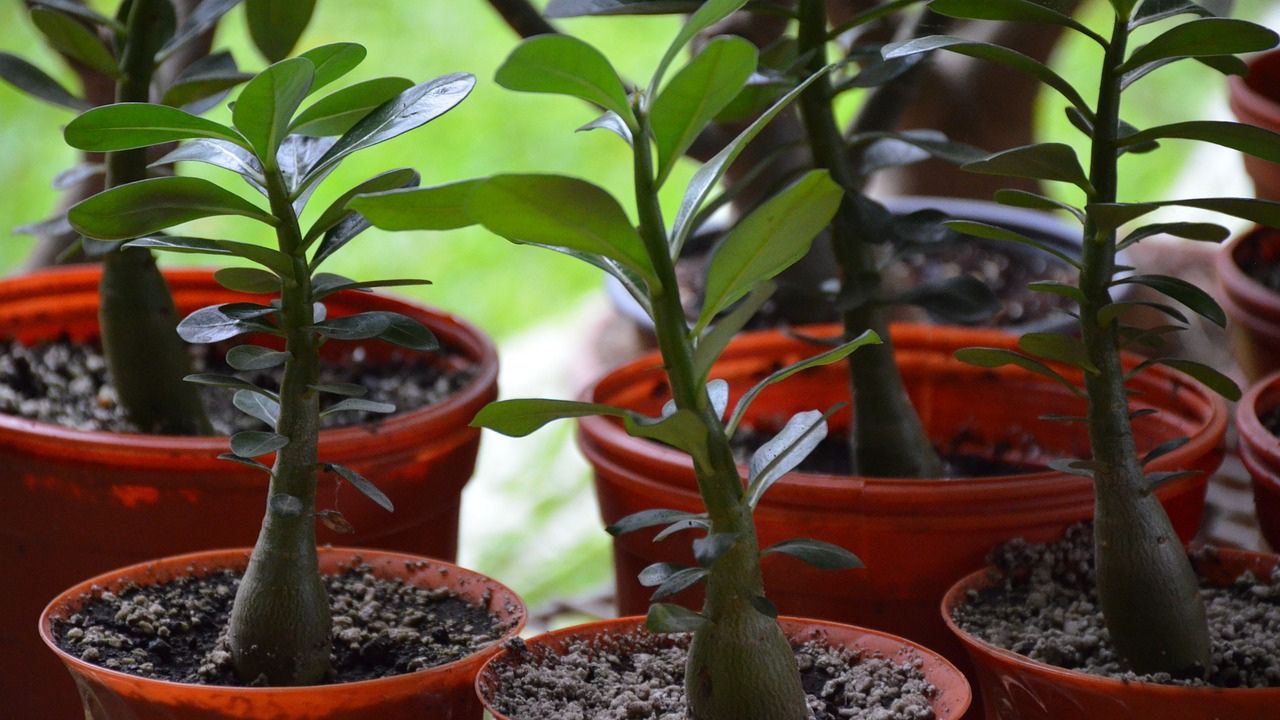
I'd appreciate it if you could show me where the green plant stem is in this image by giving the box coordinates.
[1082,13,1209,677]
[633,114,807,720]
[796,0,942,478]
[99,0,212,435]
[227,164,330,685]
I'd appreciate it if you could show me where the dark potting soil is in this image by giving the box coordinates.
[1238,230,1280,293]
[0,337,475,434]
[51,560,513,686]
[486,630,939,720]
[1261,406,1280,439]
[952,524,1280,687]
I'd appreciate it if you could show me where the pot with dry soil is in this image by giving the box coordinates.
[40,547,526,719]
[1235,366,1280,551]
[477,616,971,720]
[1217,226,1280,382]
[1228,47,1280,202]
[0,266,497,716]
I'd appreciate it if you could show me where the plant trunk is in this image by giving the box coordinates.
[100,0,211,435]
[633,116,808,720]
[1084,13,1209,677]
[227,167,330,685]
[796,0,942,478]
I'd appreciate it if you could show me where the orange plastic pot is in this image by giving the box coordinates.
[942,548,1280,720]
[1228,49,1280,201]
[476,616,971,719]
[579,325,1224,683]
[1236,368,1280,549]
[0,266,497,719]
[1217,227,1280,382]
[40,547,526,719]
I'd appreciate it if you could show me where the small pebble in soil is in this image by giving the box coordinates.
[52,561,515,685]
[0,337,474,434]
[953,524,1280,687]
[485,630,938,720]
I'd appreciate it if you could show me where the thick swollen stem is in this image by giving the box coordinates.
[1083,13,1209,677]
[796,0,941,478]
[99,0,212,435]
[227,167,330,685]
[632,117,808,720]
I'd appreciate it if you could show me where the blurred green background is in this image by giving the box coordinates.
[0,0,1272,611]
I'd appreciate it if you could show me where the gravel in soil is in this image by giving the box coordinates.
[953,524,1280,687]
[486,630,939,720]
[0,337,475,434]
[52,560,514,685]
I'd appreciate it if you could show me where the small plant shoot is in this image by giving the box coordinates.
[65,43,473,685]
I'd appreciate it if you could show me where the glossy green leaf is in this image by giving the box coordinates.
[374,313,437,351]
[178,303,274,344]
[1142,436,1190,466]
[1088,198,1280,232]
[1097,300,1189,327]
[495,35,634,127]
[1112,273,1225,327]
[161,51,252,109]
[312,311,437,350]
[945,220,1083,268]
[469,174,654,282]
[1019,332,1098,374]
[184,372,276,397]
[693,281,775,381]
[151,139,265,188]
[1119,121,1280,164]
[229,430,288,457]
[762,538,862,570]
[693,533,739,568]
[321,398,395,417]
[670,66,831,256]
[312,277,431,299]
[650,36,757,185]
[607,508,705,537]
[547,0,704,15]
[290,77,414,137]
[233,57,315,161]
[31,7,118,77]
[310,383,367,397]
[650,566,707,601]
[696,170,842,332]
[344,178,477,235]
[726,331,880,435]
[1153,358,1240,400]
[158,0,242,61]
[994,189,1085,222]
[65,103,245,151]
[69,177,273,240]
[955,347,1084,397]
[747,409,829,508]
[0,52,89,111]
[963,143,1091,192]
[639,562,693,587]
[646,603,706,633]
[299,43,366,93]
[308,169,422,255]
[246,0,316,62]
[577,111,633,145]
[217,452,272,474]
[213,266,279,293]
[650,0,750,97]
[1130,0,1211,27]
[33,0,124,31]
[1028,281,1086,304]
[624,409,711,469]
[929,0,1105,45]
[851,130,988,174]
[1118,221,1229,251]
[326,463,394,512]
[472,398,627,436]
[1120,18,1277,74]
[125,236,292,275]
[226,345,290,371]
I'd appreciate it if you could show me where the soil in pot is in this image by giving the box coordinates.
[0,337,476,433]
[952,524,1280,688]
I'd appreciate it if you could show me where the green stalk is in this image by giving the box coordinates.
[1083,13,1209,676]
[100,0,212,435]
[633,114,808,720]
[226,163,330,685]
[795,0,942,478]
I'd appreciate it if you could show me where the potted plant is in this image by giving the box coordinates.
[1227,45,1280,201]
[354,2,970,717]
[885,0,1280,715]
[39,52,526,718]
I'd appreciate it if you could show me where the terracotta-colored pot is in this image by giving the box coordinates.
[1228,49,1280,201]
[579,325,1225,682]
[0,267,497,719]
[1217,226,1280,382]
[942,548,1280,720]
[39,547,525,719]
[1236,368,1280,550]
[476,616,971,719]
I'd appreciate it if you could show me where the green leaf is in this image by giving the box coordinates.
[178,303,274,343]
[226,345,290,371]
[548,0,705,15]
[851,130,988,173]
[1153,358,1241,401]
[65,103,245,152]
[233,57,315,161]
[955,347,1084,397]
[696,170,842,332]
[151,139,265,188]
[124,236,292,275]
[161,51,252,110]
[1119,121,1280,164]
[693,532,739,568]
[929,0,1105,46]
[1098,300,1189,327]
[213,266,278,293]
[1088,198,1280,232]
[184,372,277,397]
[310,383,367,397]
[31,7,118,78]
[577,111,633,144]
[1142,436,1189,466]
[299,43,367,93]
[234,388,280,427]
[1118,221,1229,251]
[33,0,124,31]
[763,538,863,570]
[1028,281,1086,304]
[311,311,437,351]
[472,398,627,436]
[646,603,706,633]
[69,177,273,240]
[321,398,396,417]
[312,276,431,299]
[158,0,242,61]
[217,452,272,474]
[1131,0,1212,27]
[883,36,1090,114]
[1019,332,1098,374]
[495,34,634,125]
[624,409,712,469]
[469,174,654,282]
[607,508,705,537]
[994,189,1085,222]
[230,430,289,457]
[1113,273,1225,327]
[308,169,423,256]
[725,331,880,436]
[671,65,831,256]
[693,281,775,381]
[963,143,1091,192]
[945,220,1083,269]
[291,77,415,137]
[0,52,89,111]
[747,409,829,508]
[1120,18,1277,74]
[650,36,757,186]
[345,178,479,235]
[650,0,750,98]
[650,566,707,601]
[325,463,394,512]
[639,562,692,586]
[245,0,316,62]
